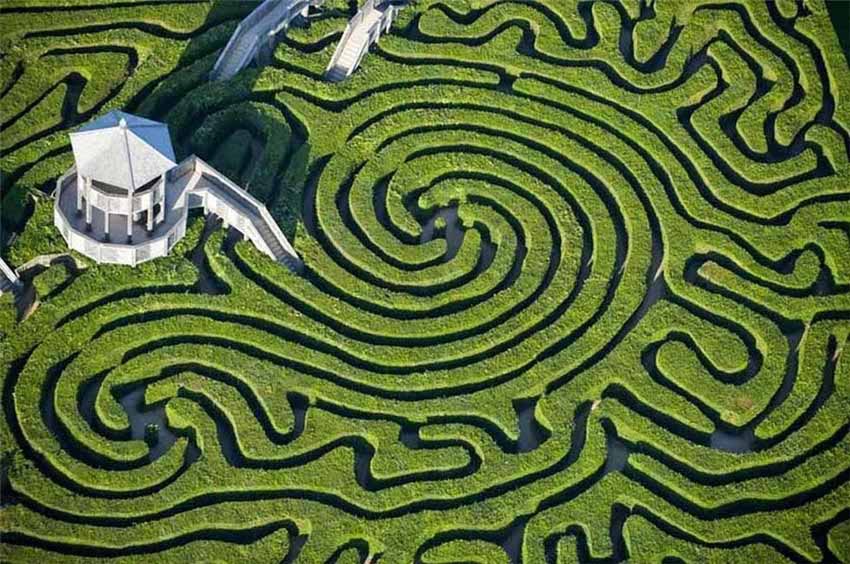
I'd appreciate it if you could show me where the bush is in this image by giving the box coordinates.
[32,263,70,300]
[1,1,849,562]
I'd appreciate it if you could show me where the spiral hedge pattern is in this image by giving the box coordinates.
[2,0,850,562]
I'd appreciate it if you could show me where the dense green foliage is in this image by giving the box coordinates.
[1,0,850,562]
[32,263,70,300]
[4,197,67,265]
[0,292,16,339]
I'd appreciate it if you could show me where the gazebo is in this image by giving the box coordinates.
[69,110,175,241]
[54,110,300,269]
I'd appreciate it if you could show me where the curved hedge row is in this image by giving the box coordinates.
[2,0,850,562]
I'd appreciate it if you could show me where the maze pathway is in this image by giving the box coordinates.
[1,0,850,562]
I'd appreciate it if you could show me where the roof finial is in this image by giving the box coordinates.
[119,117,128,129]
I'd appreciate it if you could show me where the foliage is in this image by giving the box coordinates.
[0,292,16,339]
[1,1,850,563]
[32,262,69,300]
[4,196,65,266]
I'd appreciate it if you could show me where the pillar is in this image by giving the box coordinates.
[127,190,133,242]
[157,174,166,224]
[147,193,154,231]
[76,174,83,213]
[85,177,93,228]
[104,211,110,239]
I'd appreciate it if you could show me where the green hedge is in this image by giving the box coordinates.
[32,262,69,300]
[2,0,849,562]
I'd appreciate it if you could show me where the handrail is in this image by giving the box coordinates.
[0,257,21,290]
[211,0,279,76]
[212,0,322,81]
[190,157,300,262]
[325,0,395,78]
[14,253,84,276]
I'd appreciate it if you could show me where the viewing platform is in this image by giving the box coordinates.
[53,111,300,270]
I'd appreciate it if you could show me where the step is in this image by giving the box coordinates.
[266,236,284,250]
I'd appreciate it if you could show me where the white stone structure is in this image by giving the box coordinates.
[54,110,300,270]
[69,111,175,243]
[325,0,398,82]
[210,0,324,81]
[0,257,22,296]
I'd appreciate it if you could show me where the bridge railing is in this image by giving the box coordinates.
[325,0,397,79]
[211,0,280,79]
[0,256,21,292]
[188,156,300,265]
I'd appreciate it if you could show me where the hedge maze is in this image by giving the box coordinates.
[2,0,850,562]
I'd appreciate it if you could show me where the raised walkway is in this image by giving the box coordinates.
[0,257,21,296]
[210,0,323,81]
[185,157,301,271]
[325,0,398,81]
[55,157,301,271]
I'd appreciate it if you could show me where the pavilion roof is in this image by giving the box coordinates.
[70,110,176,191]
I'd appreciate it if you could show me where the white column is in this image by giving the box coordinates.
[76,174,83,212]
[156,199,166,223]
[147,192,154,231]
[85,177,93,227]
[127,190,133,241]
[157,174,166,224]
[104,211,110,238]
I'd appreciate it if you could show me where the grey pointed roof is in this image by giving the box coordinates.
[70,110,176,191]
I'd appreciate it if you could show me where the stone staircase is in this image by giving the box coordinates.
[186,158,301,272]
[253,214,299,270]
[326,37,367,81]
[214,35,255,81]
[211,0,323,82]
[325,0,399,81]
[0,257,21,296]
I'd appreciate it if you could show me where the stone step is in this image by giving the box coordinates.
[213,0,318,81]
[325,2,397,82]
